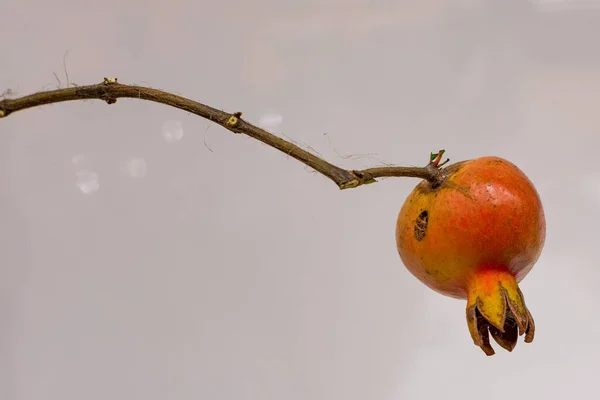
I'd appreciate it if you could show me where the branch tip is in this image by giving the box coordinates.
[339,179,361,190]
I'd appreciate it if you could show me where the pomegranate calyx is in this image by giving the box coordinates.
[466,269,535,356]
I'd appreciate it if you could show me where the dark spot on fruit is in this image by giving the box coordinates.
[414,210,428,241]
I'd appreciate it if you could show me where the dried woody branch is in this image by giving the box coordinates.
[0,78,449,189]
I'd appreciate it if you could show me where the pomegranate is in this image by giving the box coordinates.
[395,155,546,355]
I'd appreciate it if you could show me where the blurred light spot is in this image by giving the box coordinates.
[71,154,92,168]
[258,113,283,130]
[122,158,147,178]
[76,170,99,194]
[162,120,184,142]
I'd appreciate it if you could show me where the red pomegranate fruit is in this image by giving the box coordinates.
[395,155,546,355]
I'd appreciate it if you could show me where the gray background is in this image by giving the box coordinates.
[1,0,599,399]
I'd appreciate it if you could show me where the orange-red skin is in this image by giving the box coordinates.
[395,157,546,299]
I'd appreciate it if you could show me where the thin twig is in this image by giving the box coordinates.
[0,78,448,189]
[52,72,62,89]
[63,50,70,88]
